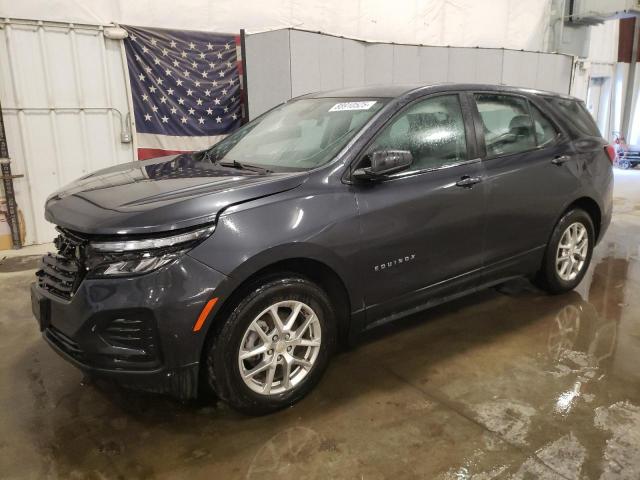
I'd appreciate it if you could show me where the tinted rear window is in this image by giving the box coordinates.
[543,97,601,137]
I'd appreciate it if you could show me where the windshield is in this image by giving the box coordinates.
[201,98,387,171]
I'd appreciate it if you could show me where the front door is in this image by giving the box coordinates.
[353,93,487,324]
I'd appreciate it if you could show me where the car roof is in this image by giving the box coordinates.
[305,83,579,101]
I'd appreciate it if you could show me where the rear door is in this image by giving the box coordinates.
[353,93,487,324]
[470,92,581,278]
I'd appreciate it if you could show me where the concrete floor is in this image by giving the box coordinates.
[2,170,640,480]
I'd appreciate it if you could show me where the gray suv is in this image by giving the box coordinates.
[31,84,614,414]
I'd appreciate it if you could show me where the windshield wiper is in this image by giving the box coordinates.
[218,160,272,174]
[201,149,215,163]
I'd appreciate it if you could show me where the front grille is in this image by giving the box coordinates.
[37,228,87,300]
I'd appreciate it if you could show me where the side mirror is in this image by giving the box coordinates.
[352,150,414,180]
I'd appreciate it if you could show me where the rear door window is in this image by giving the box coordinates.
[543,97,601,137]
[530,103,559,147]
[474,94,536,157]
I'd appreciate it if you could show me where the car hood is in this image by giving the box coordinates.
[45,153,307,235]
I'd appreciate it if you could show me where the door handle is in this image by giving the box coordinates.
[455,175,482,188]
[552,155,571,165]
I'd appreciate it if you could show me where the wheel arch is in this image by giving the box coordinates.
[200,254,354,360]
[535,197,601,294]
[565,196,602,241]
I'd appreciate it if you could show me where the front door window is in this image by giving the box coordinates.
[365,94,468,173]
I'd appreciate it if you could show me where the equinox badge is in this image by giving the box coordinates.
[374,254,416,272]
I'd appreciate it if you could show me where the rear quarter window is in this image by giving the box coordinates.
[543,97,601,137]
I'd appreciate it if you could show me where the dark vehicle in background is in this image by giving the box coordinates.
[31,84,613,415]
[612,131,640,169]
[618,148,640,169]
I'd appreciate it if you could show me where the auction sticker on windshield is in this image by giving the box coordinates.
[329,101,377,112]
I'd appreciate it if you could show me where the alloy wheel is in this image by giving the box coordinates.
[238,300,322,395]
[555,222,589,281]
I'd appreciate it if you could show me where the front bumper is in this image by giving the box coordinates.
[31,254,229,399]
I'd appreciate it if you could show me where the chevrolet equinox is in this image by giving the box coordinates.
[31,84,614,415]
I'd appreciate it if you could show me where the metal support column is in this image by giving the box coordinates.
[240,29,250,124]
[0,100,23,249]
[622,16,639,142]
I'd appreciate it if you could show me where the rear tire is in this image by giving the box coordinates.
[204,275,336,415]
[535,208,594,294]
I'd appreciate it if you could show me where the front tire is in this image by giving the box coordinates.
[204,275,336,415]
[536,208,594,294]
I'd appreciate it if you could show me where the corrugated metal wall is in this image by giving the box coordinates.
[0,19,134,245]
[246,29,575,119]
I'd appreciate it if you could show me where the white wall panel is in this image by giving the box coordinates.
[246,30,572,118]
[246,30,574,119]
[472,49,504,85]
[448,48,478,83]
[289,30,343,96]
[317,34,343,92]
[342,39,365,88]
[535,53,573,94]
[245,29,291,119]
[56,114,87,184]
[392,45,419,84]
[0,20,134,244]
[364,44,393,85]
[290,30,322,97]
[502,50,540,89]
[46,29,80,105]
[418,47,449,84]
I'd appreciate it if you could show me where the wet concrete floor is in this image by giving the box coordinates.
[2,169,640,479]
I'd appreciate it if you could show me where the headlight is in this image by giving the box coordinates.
[87,224,215,277]
[92,251,183,276]
[91,225,215,252]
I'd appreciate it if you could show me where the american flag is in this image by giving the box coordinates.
[122,25,244,160]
